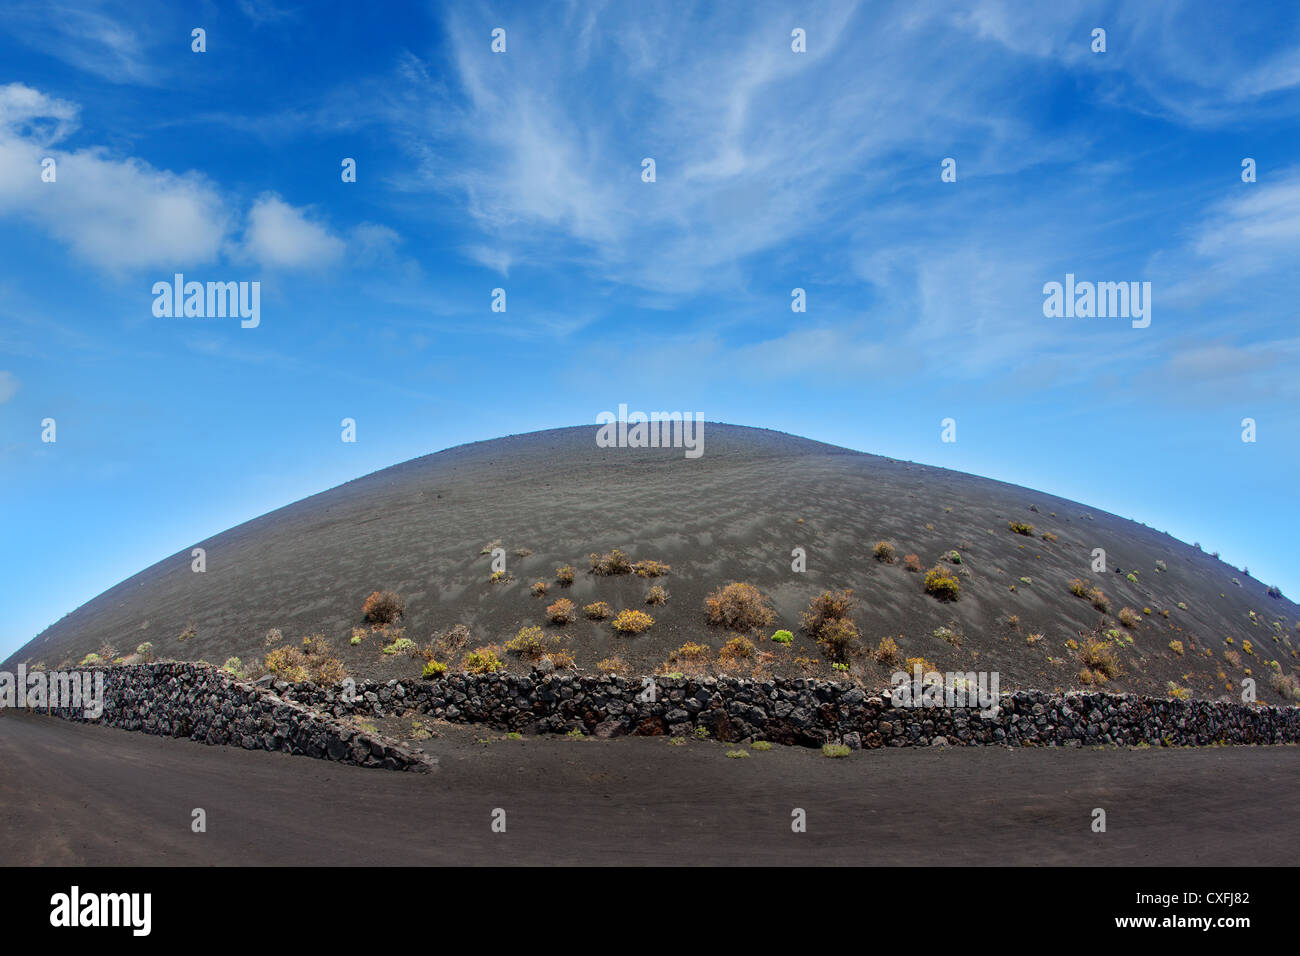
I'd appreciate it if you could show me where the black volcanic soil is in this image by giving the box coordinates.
[8,424,1300,703]
[2,711,1297,866]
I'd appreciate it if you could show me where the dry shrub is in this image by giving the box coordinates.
[589,549,632,575]
[1269,670,1300,701]
[505,625,550,661]
[873,541,896,564]
[555,565,575,587]
[800,589,856,636]
[583,601,612,620]
[718,636,756,670]
[1088,587,1110,612]
[1118,607,1141,628]
[633,559,671,578]
[645,585,668,606]
[1223,649,1242,667]
[530,580,549,597]
[1068,578,1088,598]
[550,648,576,670]
[611,609,655,634]
[1168,640,1184,655]
[903,656,939,675]
[923,566,960,601]
[705,582,776,631]
[264,645,308,683]
[546,598,575,624]
[903,554,922,572]
[432,624,471,659]
[595,656,629,676]
[816,617,860,662]
[1080,638,1120,680]
[265,641,346,686]
[874,635,901,665]
[1009,521,1035,536]
[666,641,712,676]
[362,590,405,625]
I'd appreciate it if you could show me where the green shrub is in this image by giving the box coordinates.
[924,566,960,601]
[464,646,505,674]
[771,629,794,645]
[822,743,851,758]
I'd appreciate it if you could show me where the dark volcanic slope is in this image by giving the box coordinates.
[9,424,1300,703]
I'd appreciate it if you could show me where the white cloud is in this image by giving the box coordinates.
[237,194,346,270]
[0,83,231,271]
[0,371,18,403]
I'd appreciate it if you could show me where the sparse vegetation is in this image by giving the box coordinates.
[546,598,576,624]
[873,541,896,563]
[222,657,242,676]
[705,582,776,631]
[1088,587,1110,613]
[645,585,668,606]
[362,590,404,625]
[816,617,860,663]
[530,580,549,597]
[422,660,447,679]
[178,623,197,642]
[1118,607,1141,628]
[555,565,575,587]
[1169,640,1184,656]
[718,636,757,670]
[1009,521,1034,536]
[506,625,550,661]
[463,645,505,674]
[1041,531,1057,542]
[923,566,960,601]
[265,641,347,685]
[382,637,417,656]
[589,549,632,576]
[1068,578,1088,598]
[903,553,922,572]
[771,629,794,645]
[633,559,671,578]
[874,635,901,665]
[1080,638,1120,680]
[611,609,655,634]
[801,588,856,637]
[583,601,611,620]
[595,656,629,676]
[666,641,712,676]
[822,743,851,758]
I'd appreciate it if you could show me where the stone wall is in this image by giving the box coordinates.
[277,671,1300,749]
[45,662,433,771]
[41,665,1300,770]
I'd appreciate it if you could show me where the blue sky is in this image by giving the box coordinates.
[2,0,1298,659]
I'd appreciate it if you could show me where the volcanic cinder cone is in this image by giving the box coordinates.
[9,424,1299,703]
